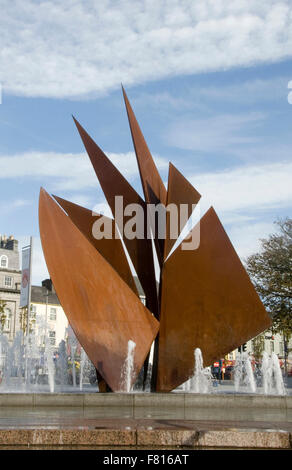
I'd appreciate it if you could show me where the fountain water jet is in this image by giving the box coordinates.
[234,352,257,393]
[79,348,86,391]
[261,351,286,395]
[121,340,136,392]
[183,348,212,393]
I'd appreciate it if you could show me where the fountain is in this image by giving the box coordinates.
[179,348,287,397]
[79,347,86,391]
[261,351,286,395]
[0,91,290,449]
[120,340,136,392]
[183,348,213,393]
[234,352,257,394]
[0,331,288,396]
[0,328,98,393]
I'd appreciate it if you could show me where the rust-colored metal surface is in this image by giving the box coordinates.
[39,188,159,392]
[73,117,158,318]
[53,195,138,296]
[122,87,167,264]
[122,87,167,207]
[157,207,272,392]
[38,89,272,394]
[164,163,201,260]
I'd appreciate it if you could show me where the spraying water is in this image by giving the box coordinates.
[271,353,286,395]
[121,340,136,392]
[44,338,55,393]
[79,348,86,391]
[187,348,212,393]
[234,352,257,393]
[261,351,286,395]
[261,351,271,394]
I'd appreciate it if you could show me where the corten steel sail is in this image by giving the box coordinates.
[72,117,159,319]
[39,188,159,392]
[157,207,272,392]
[151,164,202,390]
[122,86,167,207]
[39,88,272,392]
[122,87,167,265]
[53,195,138,296]
[164,163,201,260]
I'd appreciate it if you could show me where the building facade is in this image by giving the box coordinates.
[0,235,291,375]
[30,281,69,350]
[0,235,22,343]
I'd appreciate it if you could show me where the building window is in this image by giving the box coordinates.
[4,276,13,288]
[0,256,8,269]
[3,308,12,332]
[30,304,37,319]
[49,308,57,321]
[49,330,56,345]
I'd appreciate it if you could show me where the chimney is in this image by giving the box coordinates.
[42,278,56,294]
[5,236,18,251]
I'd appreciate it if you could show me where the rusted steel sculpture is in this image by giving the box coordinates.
[164,163,201,260]
[157,207,271,391]
[72,118,159,319]
[39,188,159,392]
[39,88,272,392]
[53,195,139,296]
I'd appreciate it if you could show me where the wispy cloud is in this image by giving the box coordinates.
[0,150,168,191]
[228,221,277,259]
[165,112,266,153]
[189,161,292,215]
[1,1,292,98]
[134,75,291,112]
[0,198,31,215]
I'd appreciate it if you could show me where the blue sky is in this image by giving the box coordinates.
[0,0,292,283]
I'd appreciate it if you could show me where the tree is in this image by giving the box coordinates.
[251,333,265,363]
[245,218,292,373]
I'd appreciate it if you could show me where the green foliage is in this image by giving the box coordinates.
[252,333,265,362]
[245,218,292,338]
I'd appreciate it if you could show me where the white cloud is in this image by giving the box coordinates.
[165,112,266,153]
[0,150,168,191]
[0,198,32,215]
[135,76,291,112]
[189,161,292,216]
[1,1,292,98]
[15,159,292,285]
[197,76,290,105]
[227,221,277,259]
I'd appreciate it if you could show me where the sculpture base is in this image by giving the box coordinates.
[0,393,290,449]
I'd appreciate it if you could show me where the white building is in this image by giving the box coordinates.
[0,235,22,343]
[224,330,292,374]
[30,281,68,350]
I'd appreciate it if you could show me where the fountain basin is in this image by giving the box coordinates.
[0,393,291,449]
[0,392,291,409]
